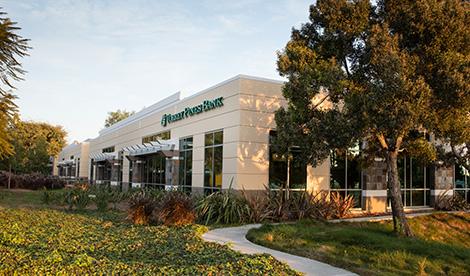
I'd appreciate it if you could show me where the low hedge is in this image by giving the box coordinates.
[0,171,65,190]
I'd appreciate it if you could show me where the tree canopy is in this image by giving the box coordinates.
[0,9,30,159]
[0,119,67,175]
[104,109,135,128]
[275,0,469,236]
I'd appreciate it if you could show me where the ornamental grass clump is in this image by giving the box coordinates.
[91,185,112,212]
[196,189,251,225]
[330,192,355,219]
[154,191,195,226]
[127,190,157,225]
[434,190,470,211]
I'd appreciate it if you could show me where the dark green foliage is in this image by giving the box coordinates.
[0,208,299,275]
[65,187,91,210]
[275,0,469,236]
[0,171,65,190]
[195,190,251,225]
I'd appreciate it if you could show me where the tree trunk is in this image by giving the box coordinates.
[8,163,11,189]
[386,151,413,237]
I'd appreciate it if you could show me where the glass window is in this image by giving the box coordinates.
[142,131,171,144]
[397,157,431,207]
[455,165,470,203]
[102,146,115,153]
[179,137,193,192]
[268,131,306,191]
[330,150,346,190]
[142,153,166,187]
[329,143,362,208]
[204,130,223,193]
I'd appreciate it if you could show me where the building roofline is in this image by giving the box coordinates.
[91,74,284,139]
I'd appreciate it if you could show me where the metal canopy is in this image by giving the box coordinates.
[57,159,75,166]
[90,152,117,162]
[123,139,178,158]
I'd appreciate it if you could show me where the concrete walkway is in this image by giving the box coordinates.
[329,211,435,223]
[202,224,357,276]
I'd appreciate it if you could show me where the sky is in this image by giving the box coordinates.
[2,0,313,143]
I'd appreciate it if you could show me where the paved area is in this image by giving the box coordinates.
[329,211,435,223]
[202,224,357,276]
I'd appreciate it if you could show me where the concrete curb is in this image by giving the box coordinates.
[202,224,357,276]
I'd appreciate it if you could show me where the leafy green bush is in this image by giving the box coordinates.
[196,190,251,225]
[65,187,90,210]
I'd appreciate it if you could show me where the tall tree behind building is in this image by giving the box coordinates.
[275,0,469,237]
[104,109,135,127]
[0,120,67,175]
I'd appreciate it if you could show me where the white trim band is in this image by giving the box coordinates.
[362,190,388,197]
[431,189,454,196]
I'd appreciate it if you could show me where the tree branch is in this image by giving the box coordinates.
[376,133,388,150]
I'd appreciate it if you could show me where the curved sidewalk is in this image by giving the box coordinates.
[202,224,356,276]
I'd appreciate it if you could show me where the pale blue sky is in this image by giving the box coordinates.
[3,0,312,142]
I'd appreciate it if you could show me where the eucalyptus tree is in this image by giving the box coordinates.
[275,0,469,236]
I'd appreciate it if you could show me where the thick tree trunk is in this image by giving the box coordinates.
[386,151,413,237]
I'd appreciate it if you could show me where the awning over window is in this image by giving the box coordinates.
[57,160,75,167]
[122,140,178,157]
[90,152,117,162]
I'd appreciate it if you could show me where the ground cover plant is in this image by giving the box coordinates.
[0,208,299,275]
[247,212,470,275]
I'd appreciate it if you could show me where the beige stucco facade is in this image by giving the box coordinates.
[55,74,468,212]
[56,140,90,179]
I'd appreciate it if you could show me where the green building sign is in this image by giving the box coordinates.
[161,96,224,126]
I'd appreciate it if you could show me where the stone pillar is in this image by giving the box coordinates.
[165,156,180,189]
[363,159,388,213]
[431,165,454,205]
[96,164,104,184]
[122,153,130,191]
[131,159,144,188]
[110,160,121,186]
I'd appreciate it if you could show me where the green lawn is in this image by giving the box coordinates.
[247,213,470,275]
[0,190,299,275]
[0,189,46,208]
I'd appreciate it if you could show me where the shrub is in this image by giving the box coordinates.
[330,192,355,219]
[434,190,470,211]
[0,171,65,190]
[196,190,251,225]
[241,188,272,223]
[65,185,91,210]
[253,189,337,221]
[154,191,195,226]
[127,190,157,225]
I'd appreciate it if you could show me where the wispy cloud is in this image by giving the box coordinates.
[2,0,311,142]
